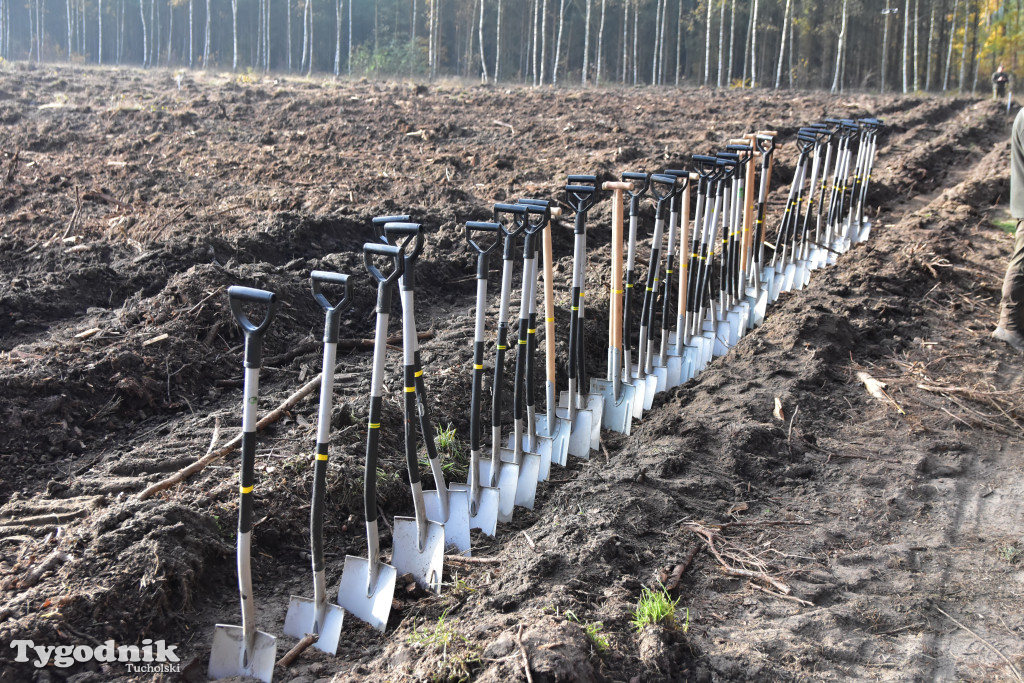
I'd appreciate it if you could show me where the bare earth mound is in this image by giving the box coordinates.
[0,63,1022,682]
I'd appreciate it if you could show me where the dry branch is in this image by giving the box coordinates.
[137,375,323,500]
[276,633,318,669]
[934,605,1024,683]
[18,550,72,590]
[685,523,793,595]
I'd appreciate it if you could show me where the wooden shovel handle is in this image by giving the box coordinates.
[542,210,558,383]
[603,185,627,351]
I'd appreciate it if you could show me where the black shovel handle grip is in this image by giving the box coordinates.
[228,286,278,368]
[382,221,425,260]
[362,242,405,286]
[494,203,528,237]
[564,184,601,213]
[521,203,550,233]
[466,220,503,255]
[649,173,678,203]
[310,271,352,313]
[567,174,598,184]
[756,135,776,155]
[517,197,550,208]
[664,169,690,191]
[372,214,412,240]
[693,154,719,176]
[622,171,651,199]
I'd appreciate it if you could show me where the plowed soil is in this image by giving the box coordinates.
[1,63,1022,683]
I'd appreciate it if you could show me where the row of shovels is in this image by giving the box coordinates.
[208,117,883,682]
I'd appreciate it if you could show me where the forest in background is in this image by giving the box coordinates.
[0,0,1022,94]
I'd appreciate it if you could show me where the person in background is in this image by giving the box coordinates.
[994,107,1024,352]
[994,65,1011,100]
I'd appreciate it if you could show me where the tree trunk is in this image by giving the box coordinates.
[726,0,735,86]
[582,0,592,84]
[411,0,417,53]
[287,0,293,72]
[307,0,314,77]
[231,0,239,71]
[742,0,752,85]
[187,0,192,67]
[703,0,712,85]
[958,0,968,91]
[944,0,958,91]
[496,0,503,82]
[595,0,605,85]
[348,0,353,75]
[203,0,209,67]
[479,0,489,82]
[912,0,919,91]
[676,0,684,85]
[925,0,935,90]
[66,0,72,58]
[335,0,342,76]
[430,0,437,78]
[831,0,848,93]
[902,0,909,93]
[749,0,758,87]
[98,0,103,64]
[154,0,161,66]
[881,0,890,92]
[554,0,566,84]
[652,0,662,85]
[621,0,628,83]
[632,0,639,84]
[658,0,668,83]
[167,0,173,66]
[301,0,309,73]
[775,0,790,89]
[541,0,548,84]
[716,0,725,87]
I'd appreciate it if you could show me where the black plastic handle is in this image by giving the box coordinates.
[567,174,598,184]
[517,197,550,208]
[649,173,678,203]
[382,221,425,260]
[520,202,550,233]
[310,271,352,313]
[664,169,691,191]
[494,203,528,237]
[466,220,503,254]
[622,171,651,199]
[372,214,412,241]
[755,134,776,155]
[228,286,278,368]
[693,155,719,177]
[362,242,405,286]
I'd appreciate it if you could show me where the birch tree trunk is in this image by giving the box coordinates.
[595,0,605,85]
[958,0,968,91]
[231,0,239,70]
[704,0,712,85]
[742,0,752,85]
[943,0,958,91]
[335,0,342,76]
[187,0,192,67]
[37,0,43,62]
[166,1,173,66]
[775,0,790,89]
[632,0,639,84]
[582,0,592,84]
[912,0,919,91]
[925,0,934,90]
[301,0,309,72]
[306,0,313,77]
[98,0,103,64]
[411,0,417,52]
[749,0,758,87]
[902,0,909,93]
[496,0,503,82]
[202,0,208,67]
[554,0,566,84]
[621,0,628,83]
[658,0,667,83]
[652,0,662,84]
[676,0,683,85]
[726,0,735,86]
[540,0,548,84]
[287,0,292,72]
[431,0,438,78]
[66,0,72,57]
[716,0,725,87]
[881,0,890,92]
[479,0,489,82]
[348,0,352,74]
[831,0,848,93]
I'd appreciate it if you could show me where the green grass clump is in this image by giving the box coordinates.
[566,611,610,655]
[408,608,479,682]
[992,218,1018,235]
[630,585,686,632]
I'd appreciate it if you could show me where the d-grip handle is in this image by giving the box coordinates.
[649,173,679,203]
[228,285,278,368]
[362,242,405,287]
[564,184,601,214]
[311,271,352,313]
[466,220,502,256]
[520,202,550,234]
[493,203,528,237]
[371,214,412,241]
[382,222,425,261]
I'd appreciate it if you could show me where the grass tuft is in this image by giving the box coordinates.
[630,585,685,632]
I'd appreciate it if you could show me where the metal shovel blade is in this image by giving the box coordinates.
[507,432,554,482]
[499,448,541,509]
[858,221,872,243]
[664,352,683,389]
[448,482,499,537]
[781,263,796,293]
[423,488,472,556]
[534,414,571,467]
[209,625,277,683]
[713,321,732,357]
[555,403,593,459]
[391,518,445,594]
[282,597,344,655]
[650,360,668,394]
[627,368,658,412]
[476,458,519,522]
[336,555,397,632]
[590,378,634,435]
[625,374,646,419]
[727,309,743,346]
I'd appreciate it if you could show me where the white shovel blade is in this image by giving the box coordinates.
[626,374,646,419]
[713,321,732,357]
[448,482,499,537]
[781,263,796,293]
[507,432,554,482]
[701,330,716,366]
[336,555,396,632]
[727,309,742,346]
[498,449,541,509]
[628,366,659,411]
[590,378,634,435]
[423,488,472,556]
[665,353,683,389]
[283,597,344,655]
[209,625,277,683]
[555,402,593,459]
[681,344,699,382]
[477,458,519,522]
[858,221,872,243]
[649,358,669,394]
[534,414,571,467]
[391,517,445,594]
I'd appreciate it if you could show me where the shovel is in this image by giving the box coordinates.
[506,199,560,480]
[282,272,350,655]
[389,224,446,593]
[648,173,687,391]
[620,172,654,418]
[336,242,404,633]
[449,221,503,537]
[478,203,529,522]
[667,171,701,385]
[558,176,605,456]
[377,220,472,557]
[636,174,678,393]
[209,286,279,683]
[590,180,637,434]
[532,204,574,467]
